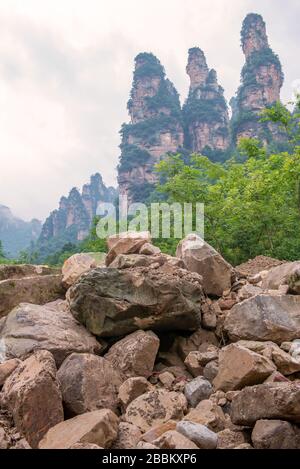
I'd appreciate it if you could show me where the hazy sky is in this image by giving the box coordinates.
[0,0,299,221]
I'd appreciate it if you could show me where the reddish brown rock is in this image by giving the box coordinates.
[39,410,119,449]
[62,253,97,287]
[105,330,159,380]
[111,423,142,449]
[213,344,275,391]
[0,302,101,366]
[141,421,177,443]
[106,231,151,266]
[176,234,234,297]
[2,350,64,448]
[217,429,248,449]
[231,383,300,426]
[118,377,153,411]
[0,359,21,386]
[57,353,122,415]
[252,419,300,449]
[124,390,187,432]
[0,274,65,319]
[184,399,226,431]
[224,295,300,344]
[153,430,198,449]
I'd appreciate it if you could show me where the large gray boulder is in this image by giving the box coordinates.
[224,294,300,344]
[68,265,204,337]
[176,234,234,297]
[0,301,102,366]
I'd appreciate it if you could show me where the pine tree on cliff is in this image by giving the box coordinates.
[231,13,284,143]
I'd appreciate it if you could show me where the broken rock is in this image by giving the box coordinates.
[57,353,122,415]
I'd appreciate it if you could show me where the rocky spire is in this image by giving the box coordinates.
[38,174,117,251]
[118,52,184,202]
[231,13,284,142]
[183,47,230,160]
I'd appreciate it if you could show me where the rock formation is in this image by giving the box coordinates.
[231,13,284,142]
[183,48,230,160]
[37,173,117,258]
[117,53,184,203]
[0,205,41,258]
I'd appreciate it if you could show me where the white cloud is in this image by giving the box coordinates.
[0,0,299,220]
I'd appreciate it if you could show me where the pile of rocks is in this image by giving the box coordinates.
[1,231,300,450]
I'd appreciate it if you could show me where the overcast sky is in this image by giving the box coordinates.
[0,0,299,221]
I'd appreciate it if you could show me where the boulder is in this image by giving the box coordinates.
[68,266,204,337]
[106,231,151,266]
[262,262,300,294]
[176,234,234,297]
[203,361,219,383]
[108,253,184,270]
[62,253,98,287]
[140,421,177,443]
[184,377,213,407]
[217,429,247,449]
[158,371,175,389]
[124,390,187,432]
[0,427,9,449]
[118,377,153,411]
[0,359,21,386]
[69,443,103,449]
[231,383,300,426]
[104,330,159,379]
[2,350,63,448]
[213,344,276,392]
[236,340,300,376]
[176,421,218,449]
[153,430,198,449]
[57,353,122,415]
[139,243,161,255]
[184,347,219,378]
[184,399,226,431]
[111,423,142,449]
[39,410,119,449]
[251,419,300,449]
[0,302,101,366]
[136,442,158,449]
[0,274,65,318]
[224,295,300,344]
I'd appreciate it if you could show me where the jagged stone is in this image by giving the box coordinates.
[184,399,226,431]
[0,274,65,319]
[39,410,119,449]
[217,429,247,449]
[124,390,187,432]
[262,262,300,294]
[0,359,21,386]
[62,253,98,287]
[2,350,63,448]
[153,430,198,449]
[213,343,275,391]
[252,419,300,449]
[57,353,122,415]
[111,423,142,449]
[231,383,300,426]
[68,266,204,337]
[106,231,151,265]
[176,234,234,297]
[140,420,177,443]
[118,377,153,411]
[104,330,159,380]
[0,302,101,366]
[224,294,300,343]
